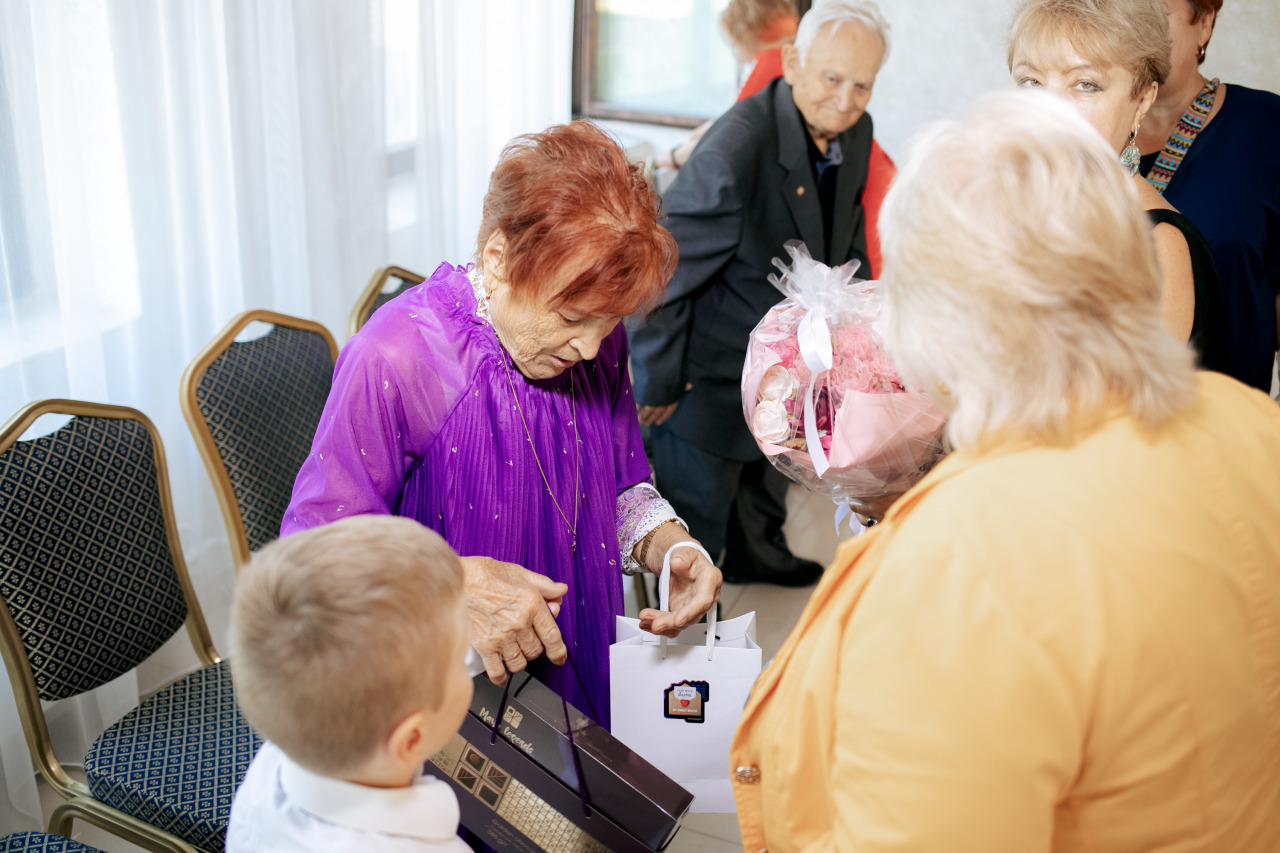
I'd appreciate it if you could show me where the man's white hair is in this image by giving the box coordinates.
[878,91,1196,452]
[794,0,891,66]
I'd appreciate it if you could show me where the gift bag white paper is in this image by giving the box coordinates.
[609,553,762,813]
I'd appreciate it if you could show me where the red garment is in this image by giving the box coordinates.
[736,49,895,278]
[736,48,786,104]
[861,140,893,279]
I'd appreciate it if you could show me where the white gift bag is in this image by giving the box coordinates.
[609,546,763,813]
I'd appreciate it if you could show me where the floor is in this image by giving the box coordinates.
[35,484,855,853]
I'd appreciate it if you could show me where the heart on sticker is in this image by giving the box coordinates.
[679,699,690,707]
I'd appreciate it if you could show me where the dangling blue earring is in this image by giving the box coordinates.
[1121,129,1141,177]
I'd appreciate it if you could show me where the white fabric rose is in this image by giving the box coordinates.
[757,364,799,403]
[752,399,791,443]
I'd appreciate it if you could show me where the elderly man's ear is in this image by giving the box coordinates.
[780,43,800,85]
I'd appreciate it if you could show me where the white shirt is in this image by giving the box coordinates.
[227,742,472,853]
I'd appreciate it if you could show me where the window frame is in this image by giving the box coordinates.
[571,0,813,128]
[571,1,703,129]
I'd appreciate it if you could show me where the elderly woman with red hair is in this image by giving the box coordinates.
[284,121,721,722]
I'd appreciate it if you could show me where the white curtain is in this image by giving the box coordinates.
[0,0,389,832]
[411,0,574,269]
[0,0,571,833]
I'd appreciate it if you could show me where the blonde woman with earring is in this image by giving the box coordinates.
[1008,0,1229,372]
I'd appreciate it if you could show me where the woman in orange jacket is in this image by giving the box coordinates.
[730,90,1280,852]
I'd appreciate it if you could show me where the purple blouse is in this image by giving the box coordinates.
[283,263,653,727]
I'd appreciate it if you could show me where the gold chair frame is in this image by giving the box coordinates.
[347,265,426,338]
[179,310,339,574]
[0,400,219,853]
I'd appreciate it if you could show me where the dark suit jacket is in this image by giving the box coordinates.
[630,78,874,461]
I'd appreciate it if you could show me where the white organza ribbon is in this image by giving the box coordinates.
[797,310,833,479]
[834,502,852,534]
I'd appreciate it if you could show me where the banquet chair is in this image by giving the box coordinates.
[348,264,426,337]
[179,310,337,573]
[0,833,106,852]
[0,400,262,853]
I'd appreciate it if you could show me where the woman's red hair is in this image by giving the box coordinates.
[476,120,677,317]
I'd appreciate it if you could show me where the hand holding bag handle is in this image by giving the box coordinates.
[643,541,718,661]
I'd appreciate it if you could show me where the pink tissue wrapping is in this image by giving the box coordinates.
[741,299,947,498]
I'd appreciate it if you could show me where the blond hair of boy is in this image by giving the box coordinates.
[228,515,473,852]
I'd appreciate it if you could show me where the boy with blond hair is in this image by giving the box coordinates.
[227,515,473,852]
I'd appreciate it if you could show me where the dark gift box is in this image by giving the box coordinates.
[425,671,693,853]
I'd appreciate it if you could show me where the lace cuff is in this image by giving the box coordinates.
[616,482,685,575]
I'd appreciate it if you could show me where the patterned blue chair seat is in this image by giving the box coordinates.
[0,833,106,852]
[84,660,262,853]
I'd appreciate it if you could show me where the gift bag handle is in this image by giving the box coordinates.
[645,541,719,661]
[489,660,594,818]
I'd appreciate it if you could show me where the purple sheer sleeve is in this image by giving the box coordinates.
[282,339,411,533]
[282,266,473,535]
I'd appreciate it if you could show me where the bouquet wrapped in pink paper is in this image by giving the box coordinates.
[742,242,947,506]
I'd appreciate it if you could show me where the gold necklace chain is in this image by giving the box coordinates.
[468,266,581,553]
[504,361,580,554]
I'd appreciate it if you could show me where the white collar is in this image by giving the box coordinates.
[280,753,461,842]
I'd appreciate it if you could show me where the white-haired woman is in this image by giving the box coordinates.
[1008,0,1229,373]
[729,92,1280,851]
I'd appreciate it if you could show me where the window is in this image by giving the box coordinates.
[573,0,740,128]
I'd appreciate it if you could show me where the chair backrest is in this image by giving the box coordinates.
[0,401,217,704]
[0,400,220,794]
[180,310,338,572]
[348,265,426,338]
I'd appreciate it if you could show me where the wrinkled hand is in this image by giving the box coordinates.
[638,536,722,638]
[461,555,568,685]
[637,383,693,427]
[636,403,678,426]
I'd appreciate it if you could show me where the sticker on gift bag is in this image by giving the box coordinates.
[664,680,709,723]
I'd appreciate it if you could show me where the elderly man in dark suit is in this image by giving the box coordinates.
[631,0,890,585]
